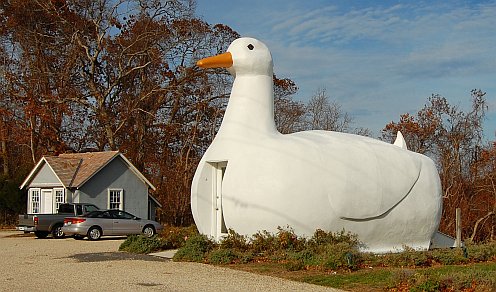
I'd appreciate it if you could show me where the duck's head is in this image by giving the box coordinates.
[197,37,273,77]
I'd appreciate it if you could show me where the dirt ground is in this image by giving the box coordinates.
[0,231,342,291]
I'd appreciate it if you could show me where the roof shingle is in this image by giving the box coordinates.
[57,151,119,187]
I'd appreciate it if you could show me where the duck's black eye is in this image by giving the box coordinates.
[247,44,254,50]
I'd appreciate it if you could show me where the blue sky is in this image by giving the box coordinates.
[196,0,496,139]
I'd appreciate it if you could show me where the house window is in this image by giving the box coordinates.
[54,188,65,212]
[30,189,41,214]
[108,189,123,210]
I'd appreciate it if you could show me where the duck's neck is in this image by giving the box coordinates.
[217,74,278,139]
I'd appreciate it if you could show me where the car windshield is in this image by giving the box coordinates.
[85,211,112,218]
[84,205,99,213]
[109,210,136,220]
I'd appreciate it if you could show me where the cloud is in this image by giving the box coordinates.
[196,0,496,138]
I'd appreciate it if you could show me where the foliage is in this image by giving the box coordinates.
[0,0,493,242]
[388,264,496,292]
[0,175,26,225]
[172,227,364,270]
[382,90,495,242]
[119,235,163,254]
[0,0,313,226]
[220,229,249,251]
[170,227,496,273]
[466,241,496,262]
[207,248,240,264]
[430,247,469,265]
[173,234,214,262]
[159,225,199,249]
[116,226,496,290]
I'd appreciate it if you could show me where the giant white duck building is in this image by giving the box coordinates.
[191,37,442,253]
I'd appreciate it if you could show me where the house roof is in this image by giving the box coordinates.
[20,151,156,191]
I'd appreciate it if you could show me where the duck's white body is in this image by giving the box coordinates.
[191,38,442,253]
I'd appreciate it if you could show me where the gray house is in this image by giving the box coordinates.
[20,151,161,220]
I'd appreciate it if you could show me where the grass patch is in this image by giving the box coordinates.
[230,262,496,291]
[302,269,393,290]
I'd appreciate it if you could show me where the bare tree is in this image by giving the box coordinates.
[382,90,494,241]
[305,88,352,132]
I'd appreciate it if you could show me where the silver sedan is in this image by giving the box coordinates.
[61,209,163,240]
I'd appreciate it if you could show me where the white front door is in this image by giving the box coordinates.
[211,162,228,241]
[42,189,54,214]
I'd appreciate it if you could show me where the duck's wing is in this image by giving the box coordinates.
[297,131,422,220]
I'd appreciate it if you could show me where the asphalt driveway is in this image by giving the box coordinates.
[0,231,341,291]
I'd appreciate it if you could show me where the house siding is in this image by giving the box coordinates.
[28,163,63,188]
[77,157,149,218]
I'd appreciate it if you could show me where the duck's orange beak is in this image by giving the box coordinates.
[196,52,233,68]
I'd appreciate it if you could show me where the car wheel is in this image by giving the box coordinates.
[142,225,155,238]
[87,227,102,240]
[34,231,49,239]
[74,235,85,240]
[52,225,65,239]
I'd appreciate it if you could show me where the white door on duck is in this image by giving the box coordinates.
[211,161,228,241]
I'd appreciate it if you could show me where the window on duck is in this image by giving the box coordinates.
[108,189,123,210]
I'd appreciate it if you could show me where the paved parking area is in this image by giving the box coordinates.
[0,231,342,291]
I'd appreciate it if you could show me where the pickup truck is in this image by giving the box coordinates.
[17,203,100,239]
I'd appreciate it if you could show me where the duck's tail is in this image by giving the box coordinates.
[393,131,408,150]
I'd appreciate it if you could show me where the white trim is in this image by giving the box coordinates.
[43,162,69,189]
[28,188,41,214]
[108,188,124,210]
[73,190,80,203]
[20,159,46,189]
[118,154,156,191]
[20,157,68,190]
[53,188,65,212]
[148,194,162,208]
[209,161,228,241]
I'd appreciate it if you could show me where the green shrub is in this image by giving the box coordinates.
[438,269,496,291]
[389,265,496,292]
[431,248,468,265]
[249,227,305,254]
[275,226,306,251]
[290,248,319,266]
[320,242,361,271]
[173,234,214,262]
[119,234,139,251]
[119,235,163,254]
[231,251,255,264]
[308,229,360,253]
[250,230,277,254]
[220,229,249,251]
[284,259,305,271]
[466,242,496,262]
[160,225,198,249]
[382,247,431,268]
[207,248,240,264]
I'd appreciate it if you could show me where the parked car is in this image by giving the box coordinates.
[61,209,163,240]
[17,203,100,239]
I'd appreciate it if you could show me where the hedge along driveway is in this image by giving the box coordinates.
[0,231,343,291]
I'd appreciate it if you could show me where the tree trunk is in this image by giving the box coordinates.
[0,119,8,176]
[470,211,495,241]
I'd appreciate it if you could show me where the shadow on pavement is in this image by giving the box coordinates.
[69,252,168,262]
